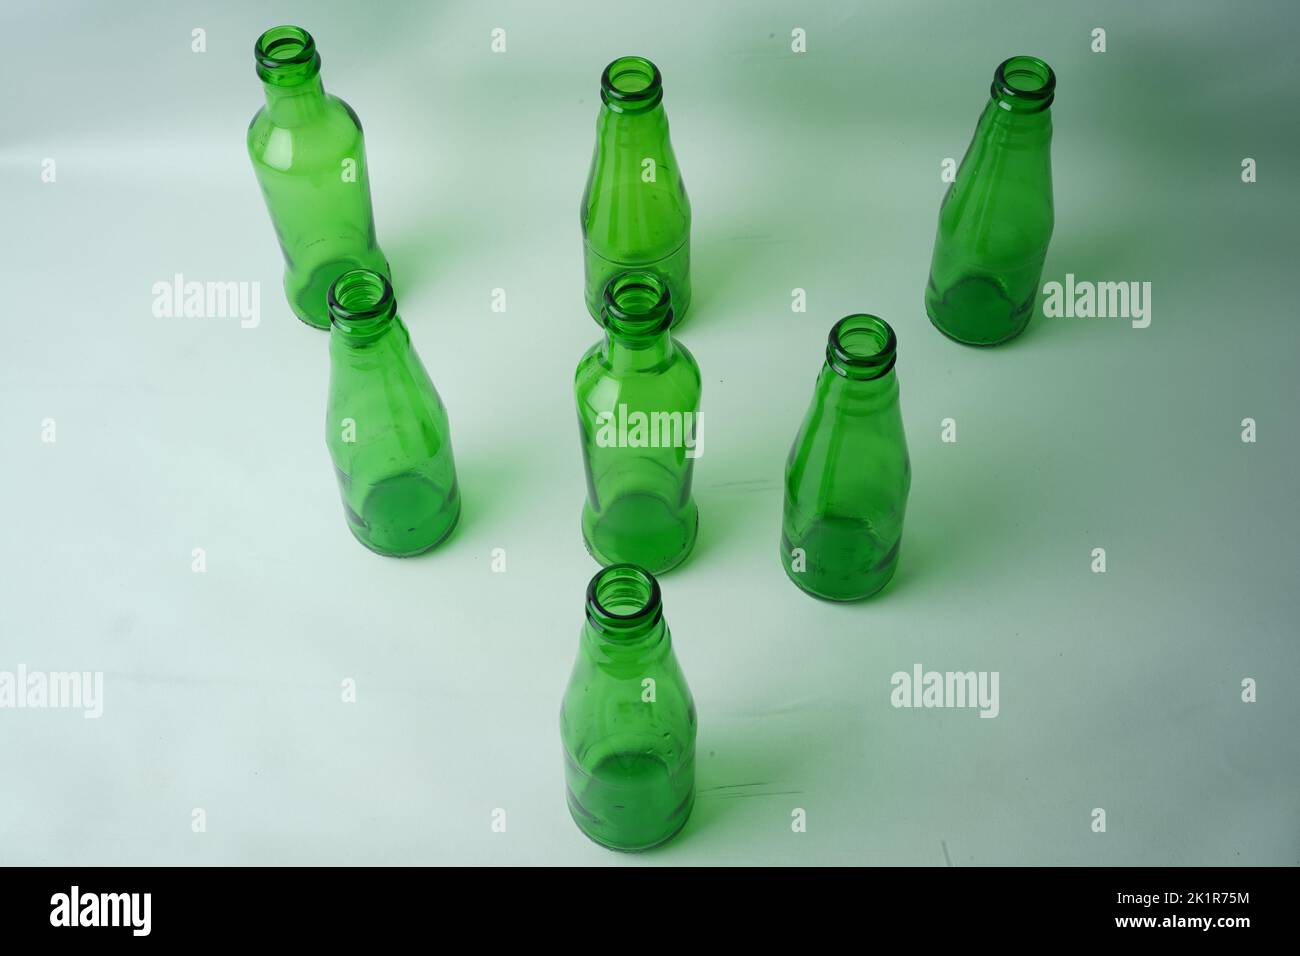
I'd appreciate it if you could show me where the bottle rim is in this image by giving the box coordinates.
[826,314,897,380]
[600,56,664,112]
[992,55,1055,111]
[601,271,674,336]
[255,25,321,85]
[328,269,396,330]
[585,564,664,634]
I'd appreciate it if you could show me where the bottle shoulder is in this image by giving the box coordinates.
[581,113,691,240]
[673,338,701,380]
[574,341,702,398]
[786,387,910,486]
[247,94,364,165]
[561,639,694,713]
[331,94,364,130]
[325,335,446,448]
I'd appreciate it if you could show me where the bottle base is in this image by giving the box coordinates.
[292,311,330,331]
[347,503,460,557]
[583,241,691,328]
[581,495,698,575]
[565,747,695,852]
[927,312,1029,348]
[567,799,693,853]
[779,528,901,602]
[585,299,692,330]
[781,561,899,602]
[924,274,1032,347]
[287,255,391,331]
[343,479,461,558]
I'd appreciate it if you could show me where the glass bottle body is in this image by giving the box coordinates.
[925,56,1055,347]
[561,565,696,852]
[782,316,911,601]
[576,273,700,575]
[247,26,389,330]
[581,56,691,327]
[325,271,460,556]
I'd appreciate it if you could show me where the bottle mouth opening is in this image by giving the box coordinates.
[586,565,663,634]
[600,56,663,112]
[993,55,1055,108]
[255,25,321,84]
[328,269,395,326]
[827,314,897,379]
[601,271,673,334]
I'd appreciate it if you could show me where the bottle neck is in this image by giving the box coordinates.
[598,271,675,371]
[815,314,900,411]
[596,101,667,140]
[980,96,1052,141]
[582,565,670,674]
[255,26,326,123]
[596,55,668,148]
[818,364,900,412]
[599,56,664,114]
[603,326,673,372]
[262,74,326,123]
[983,55,1054,139]
[331,312,402,354]
[582,616,669,671]
[328,270,401,351]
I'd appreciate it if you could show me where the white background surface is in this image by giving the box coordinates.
[1,0,1297,865]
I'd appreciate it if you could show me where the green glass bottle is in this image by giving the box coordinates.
[925,55,1055,346]
[561,564,697,851]
[781,315,911,601]
[576,271,701,574]
[580,56,692,327]
[325,269,460,556]
[248,25,390,330]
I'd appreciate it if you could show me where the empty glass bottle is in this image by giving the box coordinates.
[781,315,910,601]
[325,269,460,556]
[580,56,692,327]
[561,564,697,851]
[248,25,390,330]
[925,55,1055,346]
[576,271,701,574]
